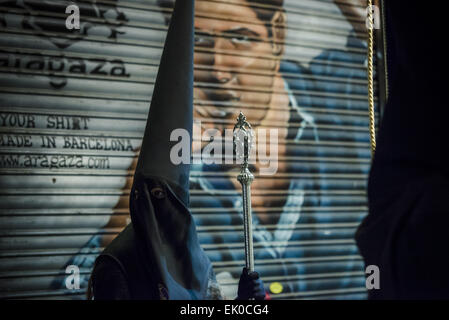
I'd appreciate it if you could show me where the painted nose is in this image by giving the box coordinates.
[212,38,233,83]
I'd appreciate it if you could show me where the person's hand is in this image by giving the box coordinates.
[237,267,265,300]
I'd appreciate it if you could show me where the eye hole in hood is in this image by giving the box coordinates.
[151,186,166,199]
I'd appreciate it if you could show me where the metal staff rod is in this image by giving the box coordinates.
[233,112,255,273]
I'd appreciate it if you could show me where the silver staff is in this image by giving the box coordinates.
[233,112,255,272]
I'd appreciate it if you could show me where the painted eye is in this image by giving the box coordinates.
[151,187,166,199]
[194,36,213,47]
[231,35,251,45]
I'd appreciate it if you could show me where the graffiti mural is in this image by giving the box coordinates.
[0,0,134,298]
[186,0,370,298]
[0,0,130,88]
[0,0,128,48]
[0,0,372,299]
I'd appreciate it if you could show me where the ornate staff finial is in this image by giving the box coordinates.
[233,112,255,166]
[234,112,252,131]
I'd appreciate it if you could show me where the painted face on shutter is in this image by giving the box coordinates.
[193,0,289,134]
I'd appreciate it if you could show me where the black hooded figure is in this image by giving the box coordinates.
[355,2,449,299]
[87,0,265,300]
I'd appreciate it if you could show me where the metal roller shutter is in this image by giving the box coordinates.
[0,0,379,299]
